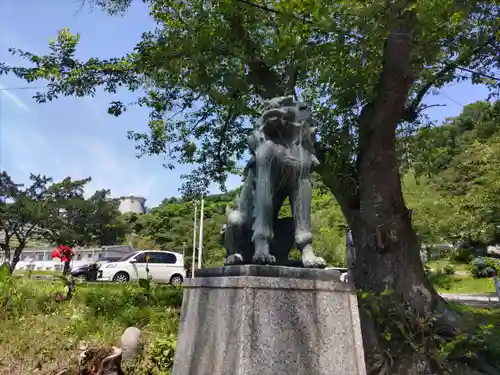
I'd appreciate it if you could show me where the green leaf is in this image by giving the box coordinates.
[139,278,151,291]
[0,263,9,281]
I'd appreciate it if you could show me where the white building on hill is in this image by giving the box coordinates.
[1,245,135,271]
[119,194,147,214]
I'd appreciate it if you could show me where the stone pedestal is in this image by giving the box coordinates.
[172,265,367,375]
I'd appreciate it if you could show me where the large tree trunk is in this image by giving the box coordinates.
[320,8,465,375]
[353,9,459,318]
[8,244,26,275]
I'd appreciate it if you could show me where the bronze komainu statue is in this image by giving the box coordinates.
[223,96,326,268]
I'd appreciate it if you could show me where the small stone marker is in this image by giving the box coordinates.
[120,326,142,361]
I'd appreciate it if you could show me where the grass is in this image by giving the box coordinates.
[0,278,182,375]
[433,274,497,295]
[13,269,59,277]
[425,258,498,295]
[446,303,500,370]
[1,265,498,374]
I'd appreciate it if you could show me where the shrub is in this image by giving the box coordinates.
[427,269,454,290]
[0,266,61,318]
[451,246,476,263]
[80,283,183,328]
[470,257,500,279]
[424,264,432,276]
[443,264,456,276]
[130,334,177,375]
[358,290,500,374]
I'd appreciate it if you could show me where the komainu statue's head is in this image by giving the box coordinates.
[258,96,315,145]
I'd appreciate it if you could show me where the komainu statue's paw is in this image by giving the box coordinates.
[302,254,327,268]
[252,253,276,265]
[224,253,244,265]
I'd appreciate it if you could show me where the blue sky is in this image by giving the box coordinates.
[0,0,491,207]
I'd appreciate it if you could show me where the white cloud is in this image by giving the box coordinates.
[0,84,32,112]
[0,120,158,202]
[73,136,159,199]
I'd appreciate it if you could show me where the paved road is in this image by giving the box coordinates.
[429,268,469,276]
[441,293,499,307]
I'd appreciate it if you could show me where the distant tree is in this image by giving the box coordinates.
[86,189,128,246]
[404,101,500,178]
[0,172,128,273]
[0,172,52,273]
[402,172,462,245]
[42,179,128,248]
[438,135,500,247]
[40,177,93,247]
[402,101,500,248]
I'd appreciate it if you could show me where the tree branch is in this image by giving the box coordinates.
[227,11,285,98]
[359,9,417,137]
[402,34,497,122]
[215,105,237,174]
[233,0,314,25]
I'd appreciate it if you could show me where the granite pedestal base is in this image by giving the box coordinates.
[172,265,367,375]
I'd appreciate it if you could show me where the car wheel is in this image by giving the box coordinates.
[113,272,130,283]
[169,274,183,286]
[76,274,88,281]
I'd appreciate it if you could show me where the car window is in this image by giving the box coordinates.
[147,252,177,264]
[118,253,137,262]
[133,253,146,263]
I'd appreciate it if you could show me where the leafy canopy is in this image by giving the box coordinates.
[0,171,127,272]
[1,0,499,198]
[403,100,500,246]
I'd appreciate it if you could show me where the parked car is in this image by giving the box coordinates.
[71,263,101,281]
[95,257,123,267]
[97,250,185,285]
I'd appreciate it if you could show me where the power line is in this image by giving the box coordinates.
[439,93,464,107]
[0,85,48,91]
[456,66,500,82]
[0,66,497,94]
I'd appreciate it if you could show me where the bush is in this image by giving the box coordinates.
[451,246,476,263]
[470,257,500,279]
[424,264,432,276]
[79,283,183,328]
[358,290,500,374]
[129,334,177,375]
[443,264,456,276]
[427,269,454,290]
[0,271,60,318]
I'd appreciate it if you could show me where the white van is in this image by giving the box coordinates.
[97,250,185,285]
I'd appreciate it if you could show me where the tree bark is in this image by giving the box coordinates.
[319,8,465,374]
[352,9,461,323]
[8,244,26,275]
[0,236,12,273]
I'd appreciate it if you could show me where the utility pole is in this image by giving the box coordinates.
[191,202,198,278]
[197,197,205,270]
